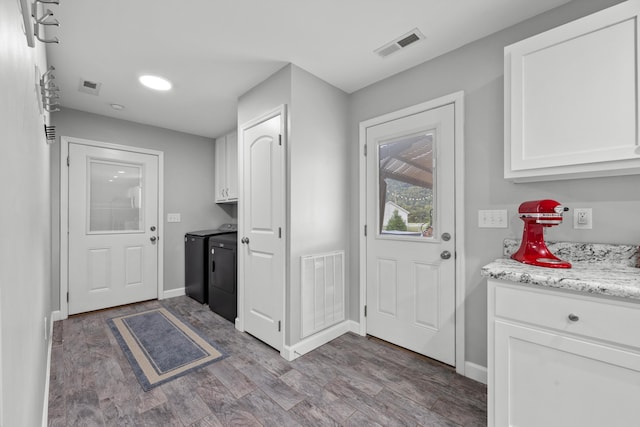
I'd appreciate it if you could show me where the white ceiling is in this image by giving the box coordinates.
[46,0,571,138]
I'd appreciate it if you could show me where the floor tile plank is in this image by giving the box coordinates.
[49,296,487,427]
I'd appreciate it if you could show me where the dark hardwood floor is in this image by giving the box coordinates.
[47,296,486,426]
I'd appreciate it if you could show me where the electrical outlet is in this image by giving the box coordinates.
[573,208,592,229]
[167,213,181,223]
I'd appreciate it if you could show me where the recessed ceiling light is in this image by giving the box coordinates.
[110,103,125,111]
[139,75,172,91]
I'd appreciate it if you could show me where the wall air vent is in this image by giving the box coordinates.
[78,79,102,96]
[375,28,425,58]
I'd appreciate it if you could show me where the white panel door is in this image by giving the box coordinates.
[366,104,456,365]
[68,143,159,314]
[241,112,285,351]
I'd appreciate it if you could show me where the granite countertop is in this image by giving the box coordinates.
[481,240,640,301]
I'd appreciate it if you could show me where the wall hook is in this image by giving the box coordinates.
[34,23,59,43]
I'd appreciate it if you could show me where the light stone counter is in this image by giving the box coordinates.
[482,240,640,300]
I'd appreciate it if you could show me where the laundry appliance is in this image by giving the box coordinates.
[184,224,236,304]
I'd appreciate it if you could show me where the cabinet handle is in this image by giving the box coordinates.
[568,313,579,322]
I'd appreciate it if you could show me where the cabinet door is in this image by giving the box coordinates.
[225,131,238,201]
[215,135,227,202]
[493,320,640,427]
[504,1,640,182]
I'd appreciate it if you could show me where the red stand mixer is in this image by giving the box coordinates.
[511,199,571,268]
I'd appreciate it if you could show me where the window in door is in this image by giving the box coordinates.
[377,132,435,239]
[89,160,144,233]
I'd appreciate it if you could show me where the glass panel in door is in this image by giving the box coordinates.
[88,160,143,232]
[377,132,435,239]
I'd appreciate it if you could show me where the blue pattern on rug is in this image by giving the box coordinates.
[107,306,227,391]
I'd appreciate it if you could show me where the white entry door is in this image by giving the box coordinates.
[365,103,456,366]
[68,142,159,315]
[240,109,285,351]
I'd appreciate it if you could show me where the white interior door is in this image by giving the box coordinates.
[240,111,285,351]
[365,104,456,365]
[68,142,159,315]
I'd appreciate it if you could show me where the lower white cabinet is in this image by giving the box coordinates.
[488,279,640,427]
[215,131,237,203]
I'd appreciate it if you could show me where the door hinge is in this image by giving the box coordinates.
[278,320,281,332]
[364,145,367,156]
[278,227,282,238]
[364,225,367,236]
[66,156,70,167]
[364,305,367,317]
[279,134,282,146]
[66,292,69,303]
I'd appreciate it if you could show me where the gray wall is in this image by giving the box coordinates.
[0,1,52,424]
[348,0,635,368]
[238,64,350,346]
[288,66,350,344]
[51,108,235,310]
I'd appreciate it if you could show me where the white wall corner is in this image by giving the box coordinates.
[162,287,185,300]
[464,361,488,385]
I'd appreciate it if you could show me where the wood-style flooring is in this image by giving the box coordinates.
[47,296,486,426]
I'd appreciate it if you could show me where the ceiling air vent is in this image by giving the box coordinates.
[78,79,102,96]
[375,28,425,58]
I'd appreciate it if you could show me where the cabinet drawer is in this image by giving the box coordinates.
[493,283,640,349]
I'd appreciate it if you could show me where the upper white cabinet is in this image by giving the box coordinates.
[504,1,640,182]
[215,130,238,203]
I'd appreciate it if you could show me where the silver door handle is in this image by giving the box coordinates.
[150,236,157,243]
[440,250,451,260]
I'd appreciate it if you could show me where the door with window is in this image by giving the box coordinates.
[68,142,159,315]
[365,103,456,365]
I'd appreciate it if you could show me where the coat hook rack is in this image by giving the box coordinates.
[40,66,61,112]
[19,0,60,47]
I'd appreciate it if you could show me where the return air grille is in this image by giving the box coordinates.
[78,79,102,96]
[375,28,425,58]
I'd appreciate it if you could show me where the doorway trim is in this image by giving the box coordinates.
[59,136,164,319]
[358,91,466,375]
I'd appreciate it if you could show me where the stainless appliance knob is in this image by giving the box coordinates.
[440,250,451,260]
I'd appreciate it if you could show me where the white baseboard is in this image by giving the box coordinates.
[51,310,63,322]
[281,320,359,361]
[162,287,185,299]
[42,311,54,427]
[464,361,487,384]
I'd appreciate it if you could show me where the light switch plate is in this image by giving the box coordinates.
[167,213,181,223]
[478,209,508,228]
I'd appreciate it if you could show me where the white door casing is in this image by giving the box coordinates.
[61,138,164,317]
[359,92,466,373]
[238,106,286,352]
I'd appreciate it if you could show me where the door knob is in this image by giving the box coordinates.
[150,236,157,243]
[150,226,156,232]
[241,237,249,244]
[441,232,451,241]
[440,250,451,260]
